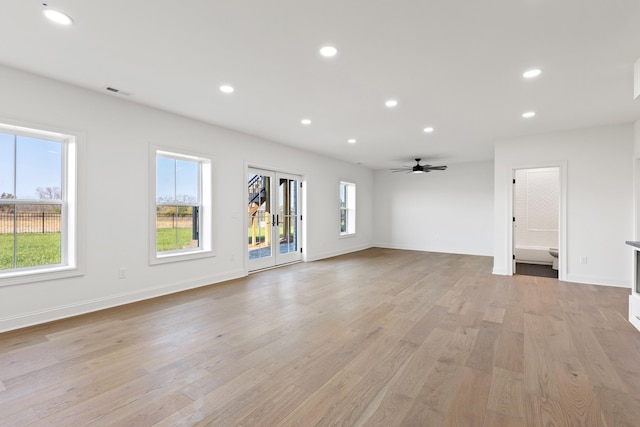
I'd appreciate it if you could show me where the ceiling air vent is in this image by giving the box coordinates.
[104,86,132,96]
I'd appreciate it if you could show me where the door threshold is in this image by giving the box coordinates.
[249,260,302,274]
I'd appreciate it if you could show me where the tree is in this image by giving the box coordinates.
[35,187,61,200]
[0,193,14,213]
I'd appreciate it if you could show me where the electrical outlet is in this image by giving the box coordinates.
[580,256,588,264]
[118,268,126,279]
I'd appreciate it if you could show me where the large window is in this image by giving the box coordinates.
[151,148,212,263]
[0,123,80,284]
[340,181,356,235]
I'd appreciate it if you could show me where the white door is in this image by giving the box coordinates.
[248,168,301,271]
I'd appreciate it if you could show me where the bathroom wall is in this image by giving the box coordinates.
[513,167,559,264]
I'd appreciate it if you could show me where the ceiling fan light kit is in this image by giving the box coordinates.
[390,158,448,174]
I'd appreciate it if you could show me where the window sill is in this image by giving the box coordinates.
[339,233,356,239]
[0,265,84,287]
[150,248,215,265]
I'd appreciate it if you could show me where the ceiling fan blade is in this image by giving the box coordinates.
[390,169,408,173]
[426,166,447,170]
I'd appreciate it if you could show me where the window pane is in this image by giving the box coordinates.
[15,136,61,200]
[340,209,347,233]
[156,157,176,204]
[15,204,61,268]
[176,159,198,204]
[340,183,346,208]
[156,205,197,252]
[0,133,15,198]
[0,206,15,271]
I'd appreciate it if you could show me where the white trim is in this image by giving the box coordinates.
[374,242,492,257]
[564,274,630,288]
[506,161,567,280]
[0,119,84,285]
[630,295,640,332]
[245,165,303,272]
[149,144,215,265]
[0,269,245,333]
[305,244,373,262]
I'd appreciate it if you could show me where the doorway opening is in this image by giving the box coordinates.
[512,167,560,278]
[247,168,302,271]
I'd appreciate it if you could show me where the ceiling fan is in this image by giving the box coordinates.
[390,158,448,174]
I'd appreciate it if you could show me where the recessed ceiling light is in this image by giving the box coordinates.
[219,85,234,94]
[319,46,338,57]
[385,99,398,108]
[43,9,73,26]
[523,69,542,79]
[522,111,536,118]
[348,139,356,144]
[301,119,311,125]
[423,127,434,133]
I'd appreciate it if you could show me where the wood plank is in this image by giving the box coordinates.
[442,366,492,426]
[552,358,608,427]
[483,306,506,324]
[0,248,637,425]
[486,367,526,420]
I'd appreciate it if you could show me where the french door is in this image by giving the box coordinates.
[247,168,301,271]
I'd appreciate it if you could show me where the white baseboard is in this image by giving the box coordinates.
[305,244,373,262]
[374,242,492,257]
[630,295,640,333]
[0,269,246,333]
[492,268,510,275]
[564,274,631,288]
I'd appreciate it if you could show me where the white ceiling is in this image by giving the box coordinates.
[2,1,640,169]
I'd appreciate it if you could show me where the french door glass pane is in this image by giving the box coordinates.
[248,174,271,260]
[279,178,297,255]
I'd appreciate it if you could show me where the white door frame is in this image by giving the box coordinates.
[507,161,567,280]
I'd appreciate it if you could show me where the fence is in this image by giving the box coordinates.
[0,213,197,234]
[0,212,61,234]
[156,214,195,229]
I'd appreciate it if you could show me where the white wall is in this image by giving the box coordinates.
[373,160,494,256]
[0,65,374,332]
[493,124,634,287]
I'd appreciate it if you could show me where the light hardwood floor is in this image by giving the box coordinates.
[1,248,640,426]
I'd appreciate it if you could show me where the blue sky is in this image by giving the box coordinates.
[0,133,61,199]
[156,157,198,203]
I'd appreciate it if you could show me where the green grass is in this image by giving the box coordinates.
[0,233,61,270]
[156,228,194,252]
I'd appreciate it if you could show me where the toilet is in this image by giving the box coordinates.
[549,248,559,270]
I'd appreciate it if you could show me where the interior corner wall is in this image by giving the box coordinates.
[0,65,374,332]
[493,124,634,287]
[373,160,494,256]
[635,120,640,154]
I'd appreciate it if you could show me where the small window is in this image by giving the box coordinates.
[151,148,213,264]
[0,123,80,284]
[340,181,356,235]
